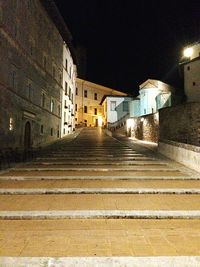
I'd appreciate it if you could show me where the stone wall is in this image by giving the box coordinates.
[0,0,64,150]
[131,113,159,143]
[159,103,200,146]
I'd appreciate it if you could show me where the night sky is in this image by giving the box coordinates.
[54,0,200,95]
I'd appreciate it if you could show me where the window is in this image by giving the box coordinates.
[58,105,61,116]
[41,93,45,107]
[65,82,68,95]
[50,99,54,113]
[59,73,62,84]
[65,59,68,70]
[71,93,73,104]
[94,93,97,100]
[193,82,196,86]
[84,106,87,113]
[43,55,47,70]
[9,118,14,131]
[13,22,18,38]
[187,66,190,71]
[122,101,129,112]
[94,108,97,115]
[84,90,87,98]
[110,101,116,111]
[75,104,77,111]
[26,81,32,100]
[53,66,56,78]
[11,70,17,90]
[50,128,53,136]
[69,87,71,100]
[69,66,72,77]
[64,112,66,122]
[40,125,44,134]
[29,38,35,56]
[76,88,78,95]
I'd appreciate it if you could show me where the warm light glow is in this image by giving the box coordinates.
[183,47,193,58]
[126,119,134,130]
[98,116,103,127]
[9,118,14,131]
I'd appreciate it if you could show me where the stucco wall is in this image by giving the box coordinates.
[159,103,200,146]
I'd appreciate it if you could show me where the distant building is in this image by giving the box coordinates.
[130,79,181,118]
[101,96,132,127]
[61,43,77,137]
[181,42,200,102]
[76,78,127,127]
[0,0,76,150]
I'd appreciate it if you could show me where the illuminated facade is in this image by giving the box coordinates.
[61,43,76,137]
[75,78,127,127]
[0,0,76,150]
[182,42,200,102]
[130,79,179,118]
[101,96,132,127]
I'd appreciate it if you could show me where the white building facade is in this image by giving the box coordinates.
[101,96,132,126]
[61,43,76,137]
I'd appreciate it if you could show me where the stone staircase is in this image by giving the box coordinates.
[0,128,200,266]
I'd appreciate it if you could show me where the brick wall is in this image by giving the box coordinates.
[159,103,200,146]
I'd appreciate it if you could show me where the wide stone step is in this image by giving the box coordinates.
[30,161,166,166]
[0,257,199,267]
[1,179,200,189]
[13,166,175,171]
[1,187,200,195]
[1,210,200,219]
[35,157,156,161]
[0,219,200,258]
[0,194,200,211]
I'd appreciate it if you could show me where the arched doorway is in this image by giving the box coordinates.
[24,121,31,150]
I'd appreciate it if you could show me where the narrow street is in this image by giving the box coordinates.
[0,128,200,265]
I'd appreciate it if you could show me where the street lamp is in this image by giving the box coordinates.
[183,47,193,58]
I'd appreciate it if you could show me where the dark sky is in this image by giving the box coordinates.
[54,0,200,95]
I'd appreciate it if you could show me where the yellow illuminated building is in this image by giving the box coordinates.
[75,78,127,127]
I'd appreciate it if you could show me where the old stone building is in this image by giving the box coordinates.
[0,0,76,150]
[75,78,127,127]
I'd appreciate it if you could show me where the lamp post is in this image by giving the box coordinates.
[183,47,193,58]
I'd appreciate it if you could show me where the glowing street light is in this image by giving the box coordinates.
[183,47,193,58]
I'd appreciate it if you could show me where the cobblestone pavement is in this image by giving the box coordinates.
[0,128,200,266]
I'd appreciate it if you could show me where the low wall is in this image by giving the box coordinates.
[159,103,200,146]
[158,140,200,173]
